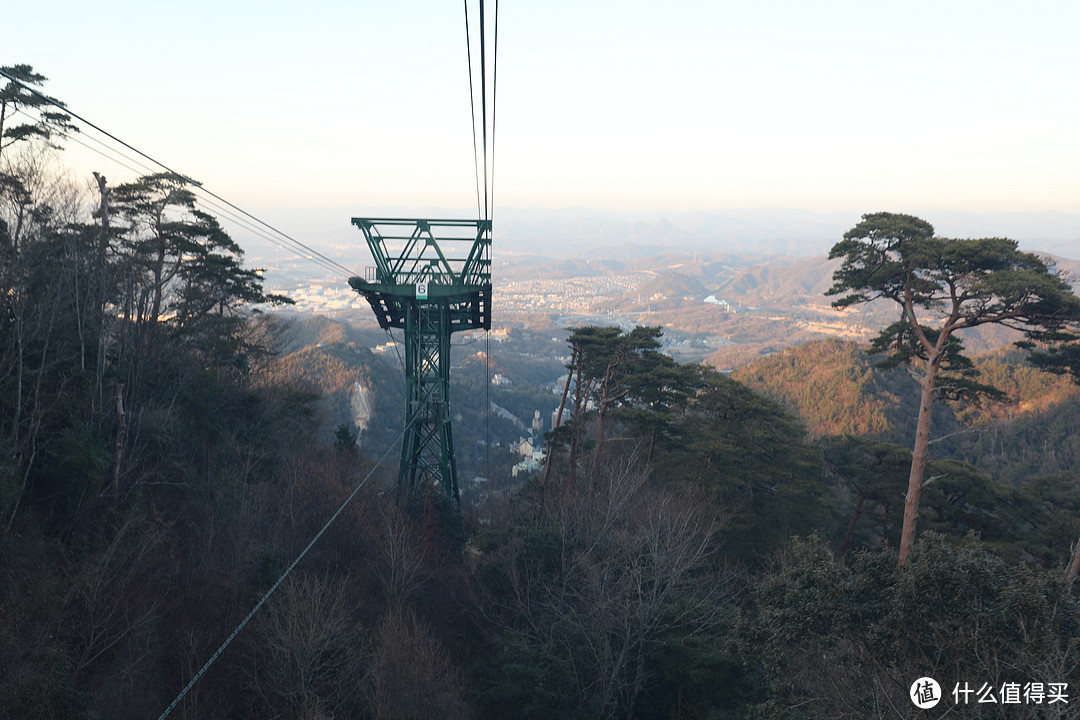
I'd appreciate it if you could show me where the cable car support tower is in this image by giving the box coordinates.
[350,0,496,504]
[349,219,490,502]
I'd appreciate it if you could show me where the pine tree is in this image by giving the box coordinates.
[827,212,1080,564]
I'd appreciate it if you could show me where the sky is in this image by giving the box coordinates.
[6,0,1080,221]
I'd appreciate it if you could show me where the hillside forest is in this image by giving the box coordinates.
[4,64,1080,719]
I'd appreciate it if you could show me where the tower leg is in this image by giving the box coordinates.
[398,300,458,502]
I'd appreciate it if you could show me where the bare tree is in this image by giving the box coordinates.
[481,452,727,719]
[369,502,431,606]
[252,573,364,720]
[367,606,474,720]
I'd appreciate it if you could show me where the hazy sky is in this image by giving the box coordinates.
[6,0,1080,217]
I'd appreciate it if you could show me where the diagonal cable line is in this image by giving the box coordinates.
[13,106,156,178]
[155,427,404,720]
[0,68,359,279]
[188,184,358,278]
[0,67,201,185]
[192,194,349,277]
[14,105,350,279]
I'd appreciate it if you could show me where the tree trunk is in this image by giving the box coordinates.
[543,348,577,491]
[589,359,618,491]
[568,358,589,494]
[1066,537,1080,582]
[92,172,111,419]
[838,488,866,560]
[0,100,7,161]
[899,363,939,565]
[151,237,165,325]
[112,383,126,495]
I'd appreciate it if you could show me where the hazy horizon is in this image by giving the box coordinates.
[238,205,1080,265]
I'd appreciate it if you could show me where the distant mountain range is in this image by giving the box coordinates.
[242,206,1080,264]
[491,207,1080,260]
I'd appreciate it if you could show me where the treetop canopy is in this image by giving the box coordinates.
[827,211,1080,340]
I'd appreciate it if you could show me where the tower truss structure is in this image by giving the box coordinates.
[349,217,491,501]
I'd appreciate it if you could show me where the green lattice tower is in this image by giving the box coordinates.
[349,218,491,502]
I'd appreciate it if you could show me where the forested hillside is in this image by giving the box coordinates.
[733,339,1080,485]
[732,335,1080,569]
